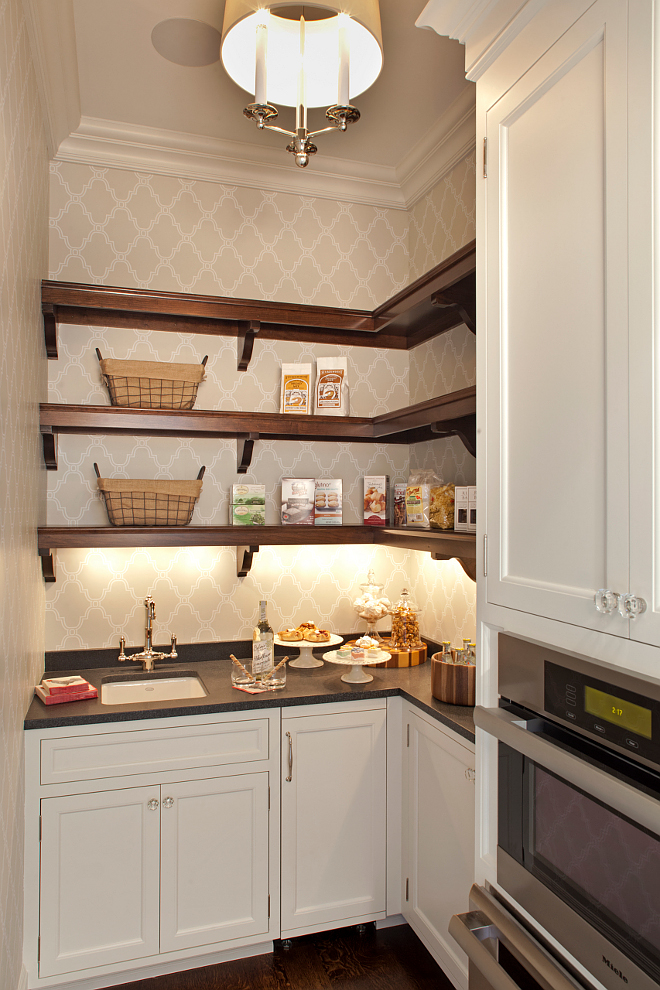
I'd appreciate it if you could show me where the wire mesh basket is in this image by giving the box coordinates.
[96,349,208,410]
[94,464,205,527]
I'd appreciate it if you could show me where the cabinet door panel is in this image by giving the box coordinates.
[403,712,475,990]
[281,708,386,933]
[39,787,160,977]
[159,773,270,952]
[485,0,629,631]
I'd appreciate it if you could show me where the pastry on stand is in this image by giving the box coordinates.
[323,644,391,683]
[275,624,342,668]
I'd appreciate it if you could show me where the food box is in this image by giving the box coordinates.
[393,483,407,527]
[454,486,469,532]
[468,486,477,533]
[405,484,430,527]
[231,505,265,526]
[231,484,265,506]
[429,484,455,530]
[281,478,315,525]
[363,476,389,526]
[314,479,342,525]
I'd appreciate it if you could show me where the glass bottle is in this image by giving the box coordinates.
[252,600,274,682]
[441,641,453,664]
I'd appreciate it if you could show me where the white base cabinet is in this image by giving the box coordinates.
[401,705,475,990]
[25,698,474,989]
[280,701,387,936]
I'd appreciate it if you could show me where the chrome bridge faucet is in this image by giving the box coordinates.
[118,596,178,672]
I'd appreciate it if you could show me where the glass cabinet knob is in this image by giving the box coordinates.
[162,797,174,809]
[594,589,619,614]
[147,798,159,811]
[618,594,647,619]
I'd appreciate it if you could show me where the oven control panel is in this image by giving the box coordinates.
[544,660,660,764]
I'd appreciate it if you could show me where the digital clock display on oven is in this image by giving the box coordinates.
[584,686,652,739]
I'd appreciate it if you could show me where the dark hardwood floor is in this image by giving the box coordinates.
[114,924,456,990]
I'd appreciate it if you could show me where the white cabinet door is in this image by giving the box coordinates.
[485,0,630,633]
[160,773,271,952]
[402,709,475,990]
[280,707,387,934]
[39,786,161,977]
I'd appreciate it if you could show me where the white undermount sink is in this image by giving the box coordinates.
[101,674,207,705]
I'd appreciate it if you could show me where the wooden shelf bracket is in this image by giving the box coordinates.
[237,433,259,473]
[39,548,56,582]
[42,303,58,358]
[41,427,58,469]
[237,544,259,577]
[431,551,476,582]
[431,274,476,334]
[237,320,260,371]
[431,415,476,458]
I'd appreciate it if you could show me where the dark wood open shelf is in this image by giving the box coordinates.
[37,526,477,583]
[41,241,475,360]
[39,386,476,470]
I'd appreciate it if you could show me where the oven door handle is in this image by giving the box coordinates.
[474,705,660,836]
[450,884,579,990]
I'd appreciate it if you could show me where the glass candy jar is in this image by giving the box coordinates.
[388,588,423,651]
[352,568,391,641]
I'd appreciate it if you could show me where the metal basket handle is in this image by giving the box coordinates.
[201,356,208,367]
[197,466,206,480]
[95,348,103,362]
[93,462,101,478]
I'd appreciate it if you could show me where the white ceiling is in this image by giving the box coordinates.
[26,0,475,208]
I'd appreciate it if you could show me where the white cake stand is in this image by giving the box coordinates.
[274,633,343,668]
[323,649,391,683]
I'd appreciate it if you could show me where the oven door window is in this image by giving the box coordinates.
[524,763,660,983]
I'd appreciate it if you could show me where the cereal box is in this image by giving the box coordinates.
[454,486,469,532]
[393,483,407,527]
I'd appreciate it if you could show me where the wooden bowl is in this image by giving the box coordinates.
[431,654,475,706]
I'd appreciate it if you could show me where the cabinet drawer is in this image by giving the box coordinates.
[40,718,270,783]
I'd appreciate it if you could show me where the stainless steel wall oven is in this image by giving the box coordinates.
[473,634,660,990]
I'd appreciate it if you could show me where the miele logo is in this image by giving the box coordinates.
[603,956,628,983]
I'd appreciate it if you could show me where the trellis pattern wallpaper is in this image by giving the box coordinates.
[46,153,476,653]
[0,1,48,987]
[408,151,476,281]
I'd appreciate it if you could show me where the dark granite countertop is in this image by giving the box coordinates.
[25,657,475,744]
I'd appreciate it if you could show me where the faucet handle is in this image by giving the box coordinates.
[118,636,127,662]
[169,635,178,659]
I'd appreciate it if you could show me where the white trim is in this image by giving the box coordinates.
[16,965,28,990]
[54,94,475,210]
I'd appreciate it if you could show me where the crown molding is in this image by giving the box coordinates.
[54,117,409,209]
[396,87,475,207]
[21,0,80,158]
[416,0,553,80]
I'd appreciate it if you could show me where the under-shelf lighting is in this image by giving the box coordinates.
[221,1,383,167]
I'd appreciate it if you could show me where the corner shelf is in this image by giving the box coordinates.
[41,241,475,362]
[37,526,477,583]
[40,386,476,471]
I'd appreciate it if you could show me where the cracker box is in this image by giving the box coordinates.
[314,479,342,525]
[231,484,265,506]
[281,478,315,525]
[363,476,389,526]
[393,483,407,527]
[468,486,477,533]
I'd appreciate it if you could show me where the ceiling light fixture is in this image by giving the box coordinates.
[221,2,383,168]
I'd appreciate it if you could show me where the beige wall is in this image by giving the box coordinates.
[408,151,476,282]
[0,0,49,986]
[46,154,476,653]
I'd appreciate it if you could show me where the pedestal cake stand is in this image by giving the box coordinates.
[274,634,343,668]
[323,649,391,683]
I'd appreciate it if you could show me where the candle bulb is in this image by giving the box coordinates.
[296,15,307,131]
[338,18,349,106]
[254,19,267,105]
